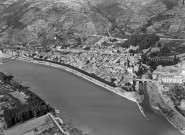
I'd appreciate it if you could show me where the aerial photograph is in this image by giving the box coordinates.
[0,0,185,135]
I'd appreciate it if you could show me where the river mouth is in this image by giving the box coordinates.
[141,83,166,123]
[1,59,183,135]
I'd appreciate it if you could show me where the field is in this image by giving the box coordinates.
[4,114,53,135]
[24,131,35,135]
[10,91,28,103]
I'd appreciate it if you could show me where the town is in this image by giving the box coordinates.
[2,34,185,104]
[1,32,185,134]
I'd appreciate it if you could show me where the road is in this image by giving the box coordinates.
[92,34,128,41]
[92,34,185,41]
[134,78,155,83]
[48,113,70,135]
[160,38,185,41]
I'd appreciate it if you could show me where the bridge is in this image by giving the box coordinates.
[134,78,155,83]
[48,113,70,135]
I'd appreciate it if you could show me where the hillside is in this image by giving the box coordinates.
[0,0,185,49]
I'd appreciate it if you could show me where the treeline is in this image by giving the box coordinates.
[170,85,185,108]
[1,74,13,84]
[150,46,185,57]
[149,47,171,57]
[3,75,55,128]
[157,103,174,118]
[122,34,160,50]
[33,58,116,87]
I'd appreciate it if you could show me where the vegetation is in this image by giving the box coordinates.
[61,122,88,135]
[150,46,185,57]
[122,34,160,50]
[0,0,184,51]
[2,74,55,128]
[2,74,13,84]
[0,72,87,135]
[157,103,175,118]
[170,85,185,105]
[150,47,171,57]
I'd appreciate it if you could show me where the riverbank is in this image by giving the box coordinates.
[0,61,89,135]
[144,84,180,132]
[145,82,185,135]
[8,55,141,103]
[0,53,148,117]
[157,106,185,135]
[2,53,183,135]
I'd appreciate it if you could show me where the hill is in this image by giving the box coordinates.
[0,0,185,49]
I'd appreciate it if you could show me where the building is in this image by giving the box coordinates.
[149,56,174,62]
[160,75,184,84]
[127,45,139,53]
[179,61,185,75]
[127,67,134,75]
[153,61,185,84]
[151,47,160,52]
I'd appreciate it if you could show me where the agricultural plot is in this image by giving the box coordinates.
[168,19,182,33]
[4,114,55,135]
[23,131,35,135]
[10,91,28,103]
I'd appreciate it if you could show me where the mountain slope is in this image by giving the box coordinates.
[0,0,185,49]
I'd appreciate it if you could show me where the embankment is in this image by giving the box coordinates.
[15,56,139,103]
[145,82,185,135]
[1,53,144,118]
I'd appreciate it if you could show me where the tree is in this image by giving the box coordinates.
[157,42,162,47]
[122,34,159,50]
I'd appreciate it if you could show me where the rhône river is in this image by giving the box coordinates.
[1,60,182,135]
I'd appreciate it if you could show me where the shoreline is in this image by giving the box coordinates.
[1,54,148,117]
[1,53,150,122]
[2,53,183,133]
[145,81,185,135]
[153,106,185,135]
[11,56,139,103]
[17,57,149,119]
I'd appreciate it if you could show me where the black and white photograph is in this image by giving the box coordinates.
[0,0,185,135]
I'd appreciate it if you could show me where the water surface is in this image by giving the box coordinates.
[1,60,182,135]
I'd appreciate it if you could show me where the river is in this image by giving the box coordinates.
[1,59,182,135]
